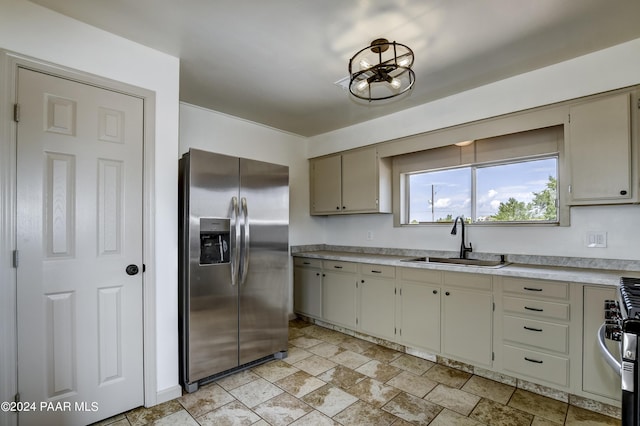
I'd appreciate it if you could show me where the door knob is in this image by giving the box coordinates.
[126,264,139,276]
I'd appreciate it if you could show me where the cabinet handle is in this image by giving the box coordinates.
[371,270,382,274]
[445,291,450,296]
[524,326,543,332]
[524,357,543,364]
[303,261,311,265]
[342,206,346,209]
[334,265,343,269]
[361,280,365,283]
[621,190,628,195]
[523,287,543,292]
[316,273,320,276]
[524,306,543,312]
[433,290,438,294]
[336,206,340,210]
[322,273,326,277]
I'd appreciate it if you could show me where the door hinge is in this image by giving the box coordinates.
[14,392,20,403]
[637,99,640,109]
[13,103,20,122]
[356,317,358,325]
[492,302,495,311]
[568,184,572,194]
[567,113,570,123]
[394,327,396,335]
[143,264,146,273]
[394,288,397,295]
[492,352,495,361]
[13,250,19,268]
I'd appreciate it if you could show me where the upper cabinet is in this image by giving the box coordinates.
[566,91,639,204]
[310,147,392,215]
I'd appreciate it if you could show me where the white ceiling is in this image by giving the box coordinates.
[30,0,640,137]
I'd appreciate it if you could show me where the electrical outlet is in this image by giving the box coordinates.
[366,230,374,241]
[586,231,607,248]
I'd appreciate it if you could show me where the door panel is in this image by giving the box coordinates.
[238,158,289,365]
[16,68,144,425]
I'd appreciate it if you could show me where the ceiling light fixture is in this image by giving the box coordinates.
[348,38,415,102]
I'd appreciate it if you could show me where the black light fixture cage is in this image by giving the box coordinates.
[348,38,415,101]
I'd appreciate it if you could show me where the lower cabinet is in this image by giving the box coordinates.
[322,260,358,328]
[399,268,441,353]
[292,255,622,408]
[293,258,322,318]
[442,272,493,367]
[358,264,396,341]
[498,277,571,388]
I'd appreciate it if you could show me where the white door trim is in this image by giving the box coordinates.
[0,50,157,425]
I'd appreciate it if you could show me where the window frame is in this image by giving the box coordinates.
[402,153,560,226]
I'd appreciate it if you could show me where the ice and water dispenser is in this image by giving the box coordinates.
[199,218,230,265]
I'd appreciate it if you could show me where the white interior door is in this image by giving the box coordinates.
[16,68,144,425]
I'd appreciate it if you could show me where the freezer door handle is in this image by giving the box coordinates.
[240,197,250,285]
[230,196,240,286]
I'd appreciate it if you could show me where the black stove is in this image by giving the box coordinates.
[621,277,640,320]
[602,277,640,426]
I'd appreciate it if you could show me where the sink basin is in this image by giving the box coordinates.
[401,256,510,268]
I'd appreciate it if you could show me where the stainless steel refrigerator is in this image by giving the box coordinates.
[178,148,289,393]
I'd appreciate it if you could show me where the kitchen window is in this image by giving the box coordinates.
[394,125,564,226]
[406,156,558,224]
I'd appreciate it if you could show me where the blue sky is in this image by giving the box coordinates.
[408,158,557,222]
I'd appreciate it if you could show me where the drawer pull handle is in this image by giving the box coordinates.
[524,326,543,332]
[371,270,382,274]
[524,287,543,292]
[524,357,543,364]
[334,265,343,269]
[524,306,543,312]
[303,262,311,265]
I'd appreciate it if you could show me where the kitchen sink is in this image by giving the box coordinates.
[401,256,510,268]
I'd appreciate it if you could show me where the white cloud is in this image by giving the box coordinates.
[487,189,498,198]
[434,198,451,208]
[490,200,501,210]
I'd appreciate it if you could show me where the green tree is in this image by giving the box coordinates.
[490,197,532,221]
[436,214,453,222]
[529,176,557,220]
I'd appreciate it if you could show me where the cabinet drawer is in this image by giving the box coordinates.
[502,277,568,300]
[503,315,568,353]
[294,258,322,268]
[323,260,358,273]
[400,267,441,284]
[443,271,492,291]
[503,296,570,321]
[503,344,569,387]
[361,264,395,278]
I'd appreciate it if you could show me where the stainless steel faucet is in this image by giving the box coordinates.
[451,215,473,259]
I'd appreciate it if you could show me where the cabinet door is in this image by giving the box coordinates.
[400,281,440,353]
[568,93,632,202]
[583,286,621,401]
[311,155,342,214]
[322,271,357,328]
[442,288,493,366]
[359,277,396,340]
[293,266,322,318]
[342,148,379,212]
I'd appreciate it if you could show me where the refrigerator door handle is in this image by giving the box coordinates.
[230,196,240,286]
[240,197,250,285]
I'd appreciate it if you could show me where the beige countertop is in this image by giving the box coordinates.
[292,250,640,286]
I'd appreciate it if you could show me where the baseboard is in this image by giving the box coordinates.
[154,384,182,406]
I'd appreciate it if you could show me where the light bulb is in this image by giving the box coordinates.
[390,78,401,89]
[398,56,411,67]
[359,58,372,70]
[356,80,369,92]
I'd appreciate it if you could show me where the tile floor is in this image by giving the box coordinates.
[96,318,620,426]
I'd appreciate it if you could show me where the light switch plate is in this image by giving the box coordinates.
[586,231,607,248]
